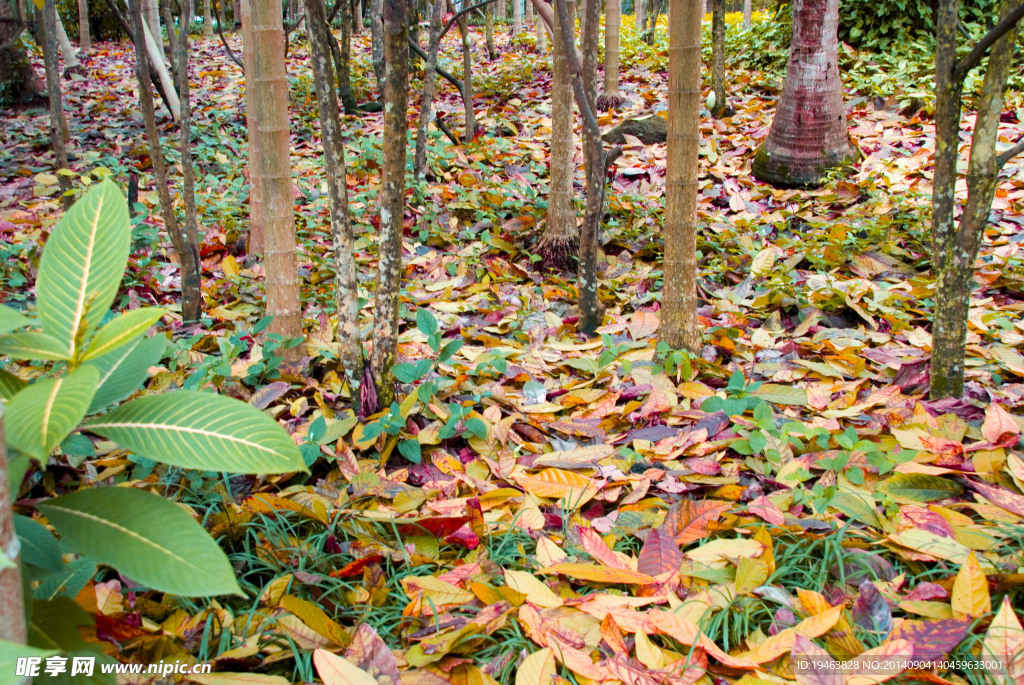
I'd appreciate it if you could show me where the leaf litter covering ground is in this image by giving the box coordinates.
[3,15,1024,685]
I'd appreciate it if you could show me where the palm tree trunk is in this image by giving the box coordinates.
[525,0,533,26]
[710,0,729,116]
[54,11,82,69]
[512,0,521,34]
[251,0,304,355]
[598,0,625,109]
[78,0,90,50]
[204,0,213,34]
[537,0,575,269]
[751,0,855,187]
[240,0,264,252]
[369,0,410,409]
[142,0,160,46]
[743,0,750,26]
[661,0,701,351]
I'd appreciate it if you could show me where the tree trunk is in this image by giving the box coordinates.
[241,0,264,253]
[598,0,624,108]
[251,0,304,354]
[661,0,701,352]
[0,410,26,652]
[512,0,520,34]
[414,0,443,178]
[167,0,203,323]
[369,0,409,410]
[220,0,227,30]
[930,0,1023,398]
[496,0,505,23]
[710,0,728,116]
[234,0,240,24]
[751,0,855,187]
[353,0,362,33]
[0,0,45,105]
[78,0,90,50]
[329,0,358,111]
[54,10,82,70]
[743,0,750,27]
[453,3,476,141]
[370,0,385,96]
[483,0,496,57]
[142,0,160,45]
[537,0,575,269]
[204,0,213,34]
[635,0,645,42]
[581,0,597,106]
[525,0,533,26]
[535,7,545,49]
[142,12,180,120]
[42,0,73,209]
[303,0,364,393]
[131,0,203,323]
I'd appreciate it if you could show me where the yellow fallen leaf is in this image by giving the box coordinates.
[312,649,377,685]
[515,648,556,685]
[951,551,991,619]
[504,569,563,608]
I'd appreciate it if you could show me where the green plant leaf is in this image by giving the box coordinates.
[877,473,963,502]
[0,332,73,361]
[753,383,808,406]
[0,304,29,336]
[393,359,433,383]
[0,368,26,400]
[37,487,242,597]
[36,180,131,359]
[15,515,63,572]
[81,308,164,362]
[416,308,438,337]
[0,640,58,685]
[6,366,99,461]
[86,334,166,413]
[83,390,306,473]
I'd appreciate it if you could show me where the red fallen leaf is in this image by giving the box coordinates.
[966,479,1024,517]
[443,523,480,549]
[637,528,682,578]
[981,403,1020,446]
[748,495,786,526]
[890,619,970,662]
[664,500,732,545]
[345,623,401,685]
[95,613,150,641]
[329,554,384,579]
[904,582,947,602]
[792,634,841,685]
[398,516,472,538]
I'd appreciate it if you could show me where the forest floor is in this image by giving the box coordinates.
[3,13,1024,685]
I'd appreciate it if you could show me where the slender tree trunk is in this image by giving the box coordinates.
[930,0,1023,398]
[536,8,546,49]
[453,3,476,141]
[251,0,304,354]
[220,0,227,30]
[483,0,496,57]
[512,0,521,34]
[131,0,203,323]
[55,11,82,69]
[414,0,443,178]
[634,0,645,41]
[142,12,180,120]
[0,411,26,653]
[234,0,240,24]
[661,0,701,351]
[525,0,533,26]
[581,0,597,105]
[370,0,385,96]
[598,0,624,108]
[77,0,90,50]
[142,0,160,45]
[537,0,575,269]
[303,0,364,392]
[353,0,362,33]
[241,0,264,253]
[751,0,855,186]
[168,0,203,323]
[497,0,505,23]
[329,0,358,111]
[710,0,729,116]
[743,0,750,26]
[644,0,657,43]
[369,0,409,410]
[42,0,73,210]
[204,0,213,34]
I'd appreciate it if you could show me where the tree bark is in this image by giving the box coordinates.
[661,0,701,352]
[751,0,855,187]
[635,0,645,43]
[328,0,358,111]
[597,0,624,109]
[497,0,506,22]
[204,0,213,34]
[251,0,304,355]
[483,0,496,57]
[536,6,545,49]
[353,0,362,33]
[241,0,264,253]
[0,0,45,105]
[0,410,26,651]
[77,0,90,51]
[167,0,203,324]
[54,10,82,70]
[451,0,476,140]
[369,0,409,409]
[525,0,533,26]
[370,0,385,96]
[512,0,521,34]
[303,0,364,393]
[414,0,443,178]
[142,11,180,120]
[42,0,73,210]
[142,0,160,46]
[743,0,750,27]
[930,0,1023,398]
[710,0,728,116]
[580,0,597,106]
[537,0,575,269]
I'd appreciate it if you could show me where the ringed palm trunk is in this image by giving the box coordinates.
[598,0,625,109]
[751,0,855,187]
[241,0,264,253]
[525,0,533,26]
[512,0,521,34]
[661,0,701,352]
[204,0,213,35]
[743,0,750,27]
[537,0,575,269]
[251,0,304,357]
[78,0,90,51]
